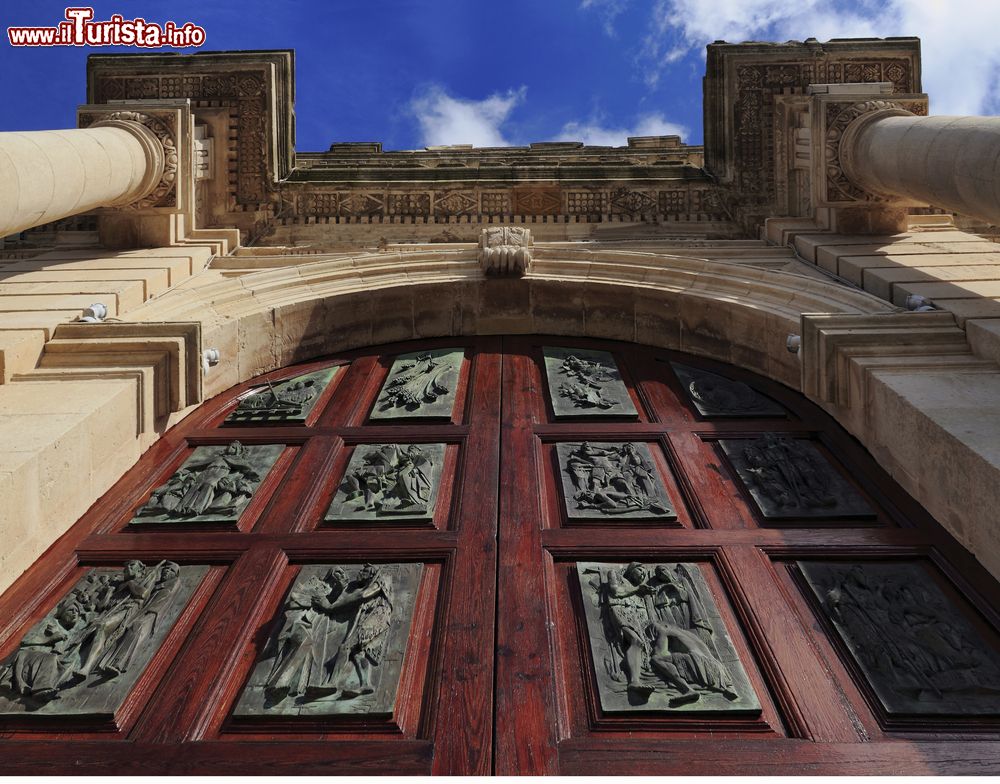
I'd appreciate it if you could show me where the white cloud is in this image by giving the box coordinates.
[592,0,1000,115]
[580,0,630,36]
[409,85,527,147]
[560,113,689,146]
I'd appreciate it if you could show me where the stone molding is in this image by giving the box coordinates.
[479,227,533,276]
[799,311,987,409]
[15,321,202,435]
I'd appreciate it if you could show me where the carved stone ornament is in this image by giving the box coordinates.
[0,562,207,717]
[542,346,638,419]
[719,435,874,520]
[478,226,533,276]
[670,362,786,418]
[130,441,284,525]
[799,561,1000,716]
[234,562,422,717]
[325,443,446,523]
[824,99,917,202]
[557,442,675,521]
[89,110,179,208]
[225,367,340,426]
[577,562,760,714]
[371,348,463,420]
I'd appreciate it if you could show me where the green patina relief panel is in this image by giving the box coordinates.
[225,367,340,426]
[130,441,284,525]
[371,349,463,420]
[577,562,759,714]
[0,561,207,717]
[543,347,638,419]
[325,443,446,523]
[235,562,422,718]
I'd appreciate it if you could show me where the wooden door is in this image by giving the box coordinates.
[494,336,1000,775]
[0,336,500,775]
[2,335,1000,774]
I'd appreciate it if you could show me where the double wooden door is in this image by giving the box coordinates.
[2,335,1000,774]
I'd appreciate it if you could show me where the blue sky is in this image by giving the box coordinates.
[2,1,999,152]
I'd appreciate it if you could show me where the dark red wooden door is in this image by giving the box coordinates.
[2,335,1000,774]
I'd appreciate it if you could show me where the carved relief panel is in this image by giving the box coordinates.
[130,442,284,525]
[671,363,785,418]
[719,436,874,520]
[542,347,638,419]
[234,563,422,718]
[576,562,759,714]
[0,562,207,717]
[371,348,464,420]
[798,561,1000,717]
[556,442,674,521]
[325,443,446,523]
[225,367,339,425]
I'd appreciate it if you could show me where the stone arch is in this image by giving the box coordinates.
[8,247,999,596]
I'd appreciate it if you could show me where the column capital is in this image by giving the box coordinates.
[834,100,916,200]
[79,105,181,209]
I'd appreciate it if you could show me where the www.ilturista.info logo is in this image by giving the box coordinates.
[8,7,206,48]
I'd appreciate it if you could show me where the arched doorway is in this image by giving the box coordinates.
[2,336,999,774]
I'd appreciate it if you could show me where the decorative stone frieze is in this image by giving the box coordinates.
[478,226,533,276]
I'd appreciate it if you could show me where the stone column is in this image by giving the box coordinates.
[0,121,165,238]
[841,112,1000,226]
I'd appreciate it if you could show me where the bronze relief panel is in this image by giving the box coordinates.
[542,347,638,419]
[799,561,1000,717]
[224,367,340,426]
[130,441,284,525]
[556,442,675,521]
[371,349,464,420]
[719,436,874,520]
[577,562,760,714]
[325,443,446,523]
[670,362,786,418]
[234,563,422,718]
[0,561,208,717]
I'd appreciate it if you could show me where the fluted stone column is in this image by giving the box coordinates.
[0,121,165,238]
[842,113,1000,226]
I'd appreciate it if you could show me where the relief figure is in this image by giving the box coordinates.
[579,562,755,712]
[560,442,673,519]
[542,347,638,419]
[245,563,417,716]
[326,443,445,522]
[0,561,203,715]
[801,562,1000,714]
[132,442,283,525]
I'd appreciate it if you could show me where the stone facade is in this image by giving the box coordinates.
[2,38,1000,599]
